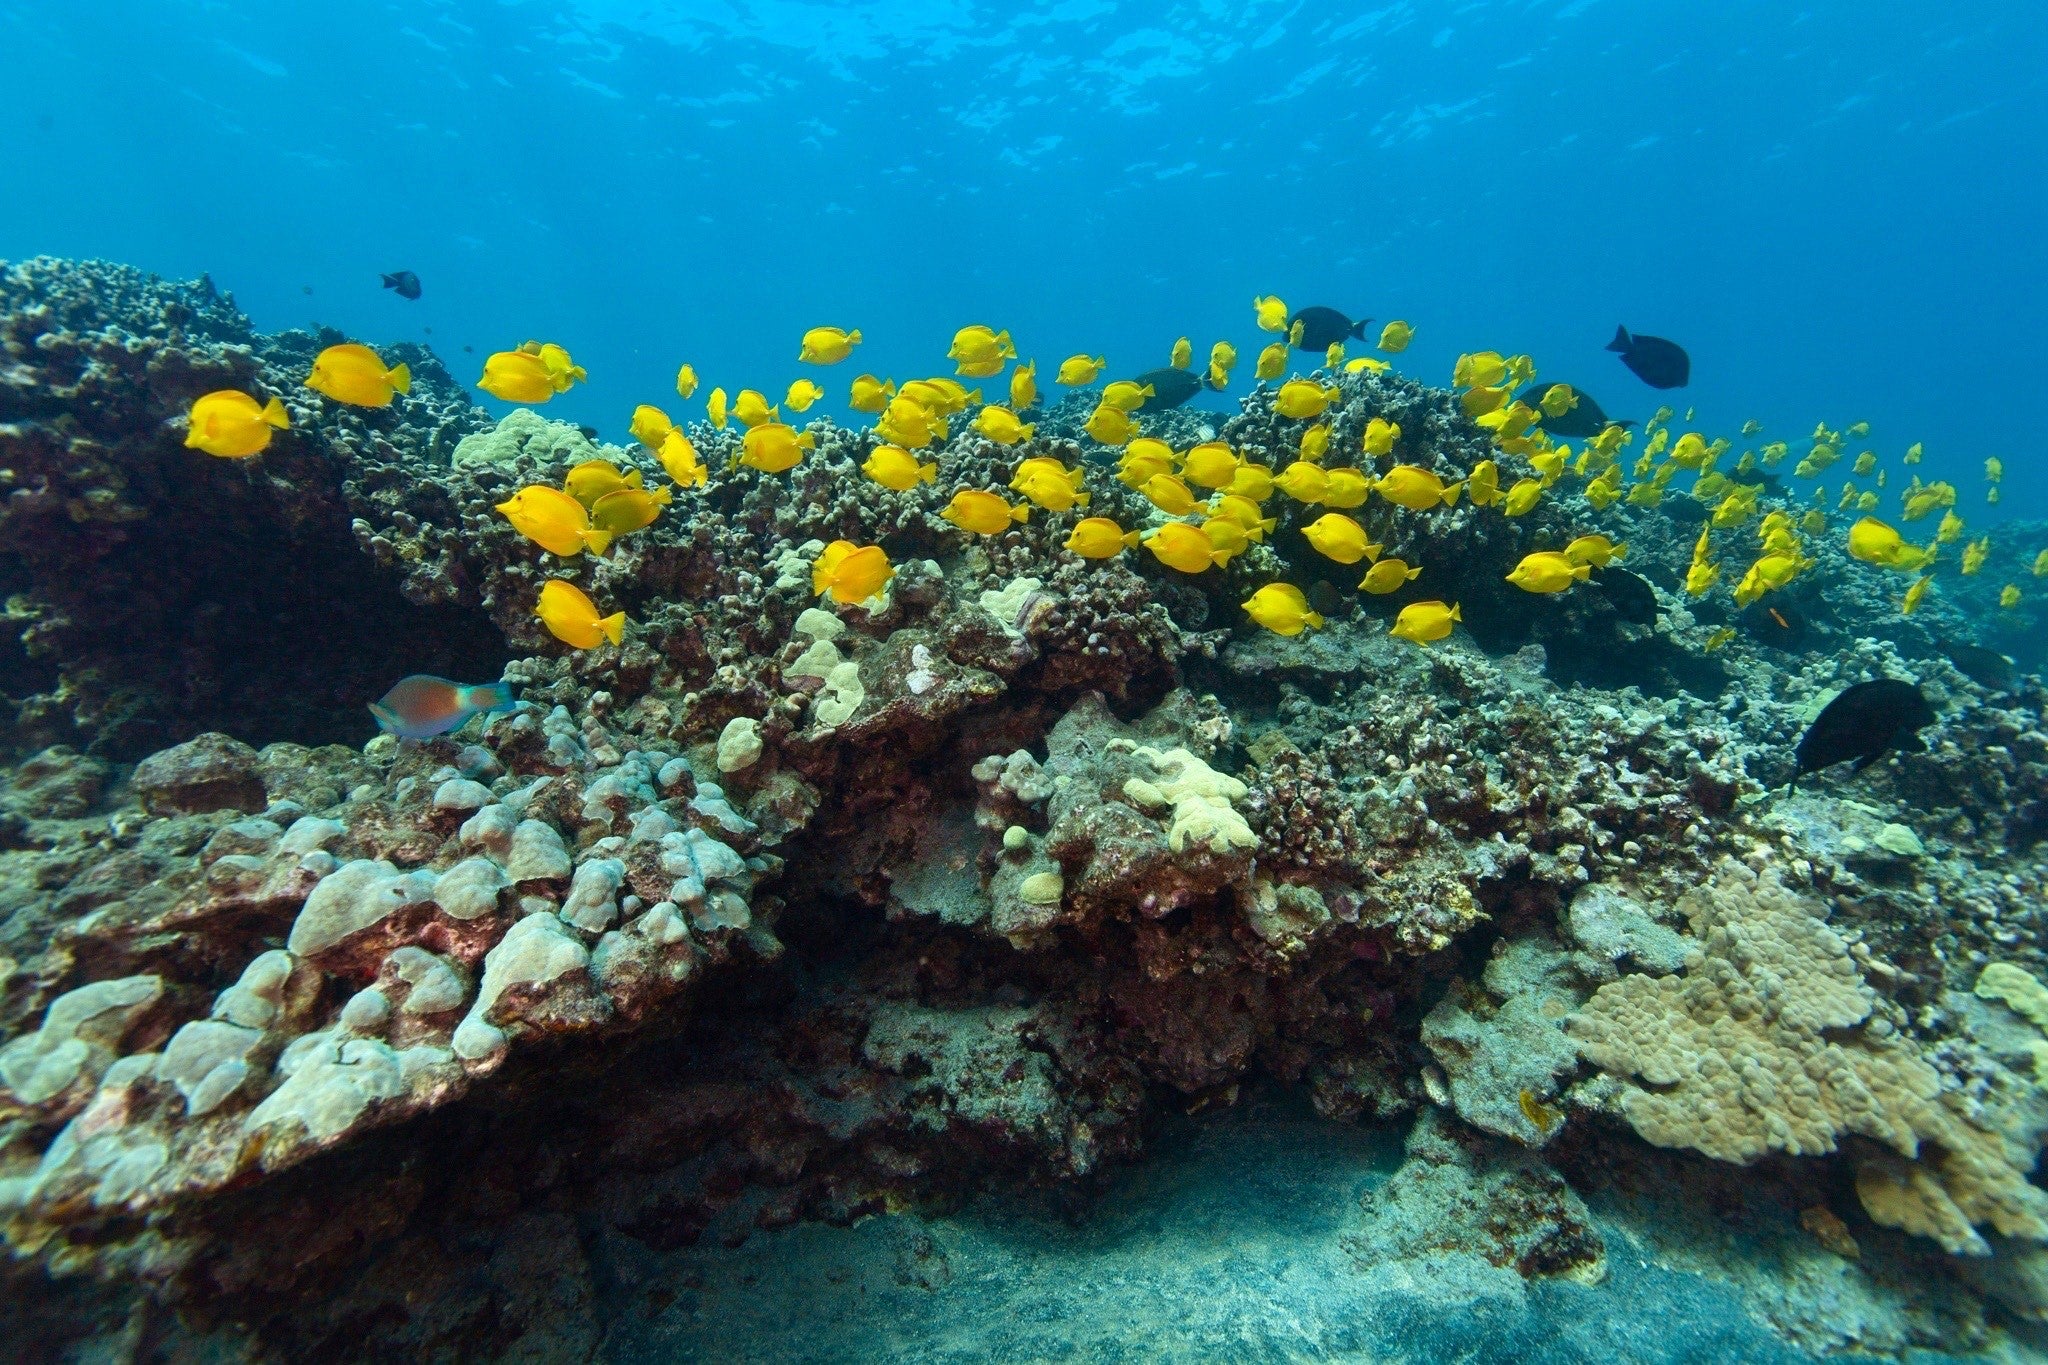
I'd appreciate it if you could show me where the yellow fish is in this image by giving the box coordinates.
[1208,495,1273,540]
[307,343,410,407]
[1325,342,1345,369]
[1009,361,1039,412]
[565,459,643,507]
[1182,442,1241,489]
[1583,477,1619,511]
[799,326,862,365]
[536,580,625,650]
[1563,535,1626,568]
[1362,417,1400,458]
[1273,380,1340,420]
[1300,513,1379,565]
[1390,600,1460,646]
[708,387,729,429]
[1852,450,1876,476]
[1170,337,1192,369]
[590,485,671,536]
[1529,448,1566,485]
[973,405,1035,445]
[1377,321,1412,353]
[1903,442,1923,465]
[1254,295,1289,332]
[496,485,612,558]
[1846,421,1870,437]
[1935,509,1965,544]
[1143,522,1221,574]
[1116,453,1174,492]
[849,374,896,412]
[877,394,938,448]
[862,444,936,492]
[629,405,674,450]
[949,325,1015,375]
[1242,583,1324,636]
[1209,341,1237,374]
[1300,424,1331,462]
[1066,517,1139,559]
[1846,516,1935,571]
[1961,537,1990,575]
[1203,517,1251,564]
[1537,384,1577,419]
[675,364,698,398]
[1506,551,1589,594]
[1010,459,1089,513]
[1452,352,1507,389]
[1206,362,1230,391]
[1140,472,1200,516]
[184,390,288,458]
[1684,559,1720,595]
[1101,380,1156,413]
[1376,465,1463,511]
[1740,419,1763,436]
[785,379,826,413]
[1902,574,1933,615]
[1345,356,1390,374]
[658,431,707,488]
[1625,483,1664,508]
[732,389,780,428]
[1321,468,1371,509]
[1255,342,1288,380]
[1465,460,1502,508]
[813,540,894,605]
[1986,456,2004,483]
[2000,584,2022,608]
[527,342,586,392]
[1274,461,1330,505]
[1229,463,1276,501]
[941,489,1029,535]
[1461,385,1509,419]
[1703,626,1737,652]
[1501,479,1543,516]
[1056,355,1106,385]
[1359,558,1421,594]
[1084,404,1139,447]
[739,422,816,473]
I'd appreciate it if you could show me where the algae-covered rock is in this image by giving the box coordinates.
[130,733,266,816]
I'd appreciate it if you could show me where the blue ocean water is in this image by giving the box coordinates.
[2,1,2042,510]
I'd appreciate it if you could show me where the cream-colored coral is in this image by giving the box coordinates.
[1975,962,2048,1085]
[1567,859,2048,1256]
[1120,745,1255,856]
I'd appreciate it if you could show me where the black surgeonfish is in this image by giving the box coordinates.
[1607,325,1688,388]
[1287,307,1370,351]
[1513,383,1634,438]
[1131,367,1203,410]
[381,270,422,300]
[1593,566,1658,624]
[1790,679,1935,788]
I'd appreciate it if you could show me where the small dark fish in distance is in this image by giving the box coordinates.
[1789,678,1935,789]
[1131,367,1203,411]
[1941,640,2017,691]
[1607,325,1688,389]
[1592,566,1658,624]
[1513,383,1635,439]
[578,425,601,443]
[381,270,422,300]
[1287,306,1370,352]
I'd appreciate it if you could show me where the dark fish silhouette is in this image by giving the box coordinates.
[381,270,422,301]
[1607,325,1688,389]
[1790,679,1935,788]
[1941,640,2017,691]
[578,425,601,443]
[1131,367,1203,411]
[1514,383,1634,439]
[1741,598,1809,650]
[1593,566,1658,624]
[1287,307,1370,351]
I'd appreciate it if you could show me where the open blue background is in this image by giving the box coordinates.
[3,1,2042,511]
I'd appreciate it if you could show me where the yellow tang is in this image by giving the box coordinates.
[1501,479,1543,516]
[732,389,781,428]
[1321,468,1371,509]
[185,390,288,458]
[1066,517,1139,559]
[1461,385,1508,419]
[1564,535,1627,568]
[785,379,825,413]
[1101,380,1156,413]
[496,485,611,557]
[1300,513,1379,565]
[973,405,1035,445]
[1375,465,1463,511]
[1902,574,1933,615]
[1229,462,1275,501]
[1116,455,1174,492]
[1846,516,1933,571]
[849,374,896,412]
[941,489,1029,535]
[1011,467,1089,514]
[1961,537,1990,576]
[1140,472,1200,516]
[708,387,729,429]
[536,580,625,650]
[658,430,707,488]
[527,342,586,392]
[1452,352,1507,389]
[1377,321,1412,353]
[1583,477,1619,511]
[1465,460,1502,507]
[478,350,554,403]
[1935,509,1965,544]
[675,364,698,398]
[1009,361,1039,412]
[629,405,674,449]
[564,459,643,508]
[948,325,1014,366]
[1274,461,1330,505]
[1362,417,1400,457]
[1703,626,1737,652]
[1506,551,1589,594]
[2001,584,2022,608]
[1685,560,1720,595]
[2036,548,2048,577]
[1083,404,1139,446]
[1254,342,1287,380]
[1182,442,1240,489]
[1242,583,1324,636]
[1143,523,1221,574]
[1538,384,1577,419]
[1170,336,1192,369]
[1390,600,1460,646]
[739,422,816,473]
[1203,516,1250,564]
[1273,380,1339,420]
[1325,343,1345,369]
[813,540,894,605]
[877,394,938,448]
[862,444,936,492]
[1359,558,1421,594]
[590,485,671,536]
[1300,424,1331,462]
[799,326,862,365]
[1056,355,1106,385]
[1253,295,1289,332]
[308,343,410,407]
[1209,341,1237,372]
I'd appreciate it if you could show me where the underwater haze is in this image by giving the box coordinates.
[4,0,2045,503]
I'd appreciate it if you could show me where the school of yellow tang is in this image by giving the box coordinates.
[187,292,2039,662]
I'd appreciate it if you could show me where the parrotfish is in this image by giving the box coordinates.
[369,675,517,740]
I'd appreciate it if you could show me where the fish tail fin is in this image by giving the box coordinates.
[917,462,936,483]
[1020,423,1036,440]
[966,389,983,405]
[847,329,862,345]
[1259,516,1277,534]
[1443,481,1464,507]
[1076,491,1091,507]
[599,612,626,646]
[1139,384,1155,397]
[1404,565,1421,581]
[1363,544,1383,564]
[1613,541,1628,560]
[1122,530,1141,548]
[380,273,396,288]
[1449,603,1463,622]
[1306,611,1326,629]
[260,396,290,428]
[583,529,614,556]
[1011,504,1030,523]
[388,362,413,395]
[1573,563,1591,581]
[1606,326,1631,353]
[1350,317,1370,339]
